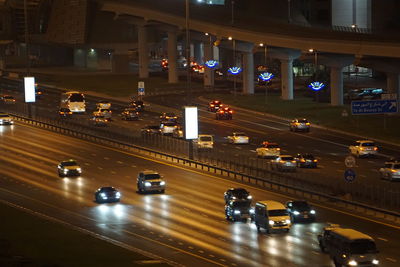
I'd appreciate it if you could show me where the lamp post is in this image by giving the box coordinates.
[260,43,268,104]
[287,0,291,23]
[24,0,30,76]
[231,0,235,25]
[185,0,191,105]
[228,37,237,97]
[309,48,320,102]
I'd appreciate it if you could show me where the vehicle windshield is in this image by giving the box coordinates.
[231,201,251,208]
[200,136,212,142]
[4,96,14,99]
[101,187,117,192]
[361,142,375,147]
[69,93,84,102]
[348,240,377,254]
[298,119,308,123]
[231,189,249,198]
[292,201,310,211]
[144,174,161,180]
[135,101,143,105]
[281,157,294,161]
[268,209,289,216]
[62,161,78,166]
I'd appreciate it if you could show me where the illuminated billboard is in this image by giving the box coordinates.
[184,106,198,140]
[24,77,36,103]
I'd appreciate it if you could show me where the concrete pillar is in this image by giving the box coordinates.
[194,42,203,64]
[203,42,214,87]
[281,59,294,100]
[386,73,400,94]
[167,31,178,83]
[243,51,254,94]
[330,66,344,106]
[111,50,129,73]
[138,25,149,78]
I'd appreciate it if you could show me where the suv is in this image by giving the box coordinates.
[256,142,280,158]
[195,134,214,150]
[349,140,378,158]
[0,113,14,125]
[254,200,291,233]
[208,100,223,112]
[224,188,252,204]
[216,107,233,120]
[285,200,316,223]
[294,153,318,168]
[121,107,139,120]
[379,160,400,181]
[57,160,82,177]
[137,170,166,193]
[289,118,310,132]
[225,200,253,222]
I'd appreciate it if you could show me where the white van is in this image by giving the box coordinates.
[254,200,291,233]
[196,134,214,150]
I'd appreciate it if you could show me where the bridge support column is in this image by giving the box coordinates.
[111,49,129,73]
[167,30,178,83]
[281,59,294,100]
[243,51,254,94]
[203,42,214,88]
[194,42,203,65]
[138,25,149,79]
[330,66,344,106]
[386,73,400,94]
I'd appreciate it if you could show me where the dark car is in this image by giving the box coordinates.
[141,125,160,135]
[208,100,223,112]
[130,100,144,111]
[224,188,252,204]
[57,159,82,177]
[285,200,316,223]
[59,108,72,117]
[1,95,16,104]
[95,187,121,203]
[121,108,139,120]
[160,112,178,122]
[35,88,43,98]
[225,200,253,222]
[91,115,109,127]
[216,107,233,120]
[294,153,318,168]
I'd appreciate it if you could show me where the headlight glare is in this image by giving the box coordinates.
[234,210,240,214]
[269,220,275,225]
[285,219,291,224]
[247,195,252,199]
[310,210,316,214]
[348,260,357,266]
[293,211,300,215]
[160,181,166,186]
[144,182,152,187]
[372,259,379,265]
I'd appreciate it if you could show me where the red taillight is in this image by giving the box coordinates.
[229,111,233,113]
[374,147,378,151]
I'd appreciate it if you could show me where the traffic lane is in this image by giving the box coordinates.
[3,123,399,266]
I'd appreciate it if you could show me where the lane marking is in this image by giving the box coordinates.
[377,237,388,242]
[386,258,397,262]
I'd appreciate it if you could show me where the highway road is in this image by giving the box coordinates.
[0,120,400,266]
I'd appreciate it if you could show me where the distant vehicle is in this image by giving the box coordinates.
[91,115,109,127]
[289,118,310,132]
[35,85,43,98]
[227,132,249,144]
[225,200,253,222]
[256,142,280,158]
[121,107,139,121]
[1,95,16,104]
[272,155,297,172]
[95,187,121,203]
[216,107,233,120]
[348,88,383,100]
[137,170,166,193]
[93,108,112,119]
[224,188,252,204]
[294,153,318,168]
[254,200,291,233]
[59,108,72,117]
[0,113,14,125]
[57,160,81,177]
[159,122,177,135]
[349,140,378,158]
[172,125,184,138]
[208,100,223,112]
[379,160,400,181]
[285,200,316,222]
[160,112,177,122]
[130,100,144,111]
[96,100,111,109]
[195,134,214,150]
[161,58,168,71]
[318,227,379,267]
[141,125,160,135]
[60,91,85,113]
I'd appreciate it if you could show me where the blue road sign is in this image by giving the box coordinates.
[351,99,398,115]
[344,169,356,182]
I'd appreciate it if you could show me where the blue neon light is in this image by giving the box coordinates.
[308,81,326,91]
[205,60,218,68]
[259,72,274,81]
[228,66,242,75]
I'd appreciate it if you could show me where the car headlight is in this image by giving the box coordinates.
[116,192,121,198]
[76,168,82,172]
[285,219,291,224]
[234,210,240,214]
[247,195,252,200]
[310,210,316,214]
[232,196,236,200]
[249,208,255,214]
[160,181,166,186]
[269,220,275,225]
[64,169,68,173]
[293,211,300,215]
[348,260,357,266]
[100,193,107,199]
[144,182,152,187]
[372,259,379,265]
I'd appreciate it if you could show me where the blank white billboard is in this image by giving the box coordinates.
[24,77,36,103]
[184,106,198,140]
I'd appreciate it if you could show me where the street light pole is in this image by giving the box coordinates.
[287,0,291,23]
[231,0,235,25]
[24,0,30,76]
[185,0,191,105]
[232,39,236,97]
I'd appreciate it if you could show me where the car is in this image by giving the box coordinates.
[289,118,310,132]
[0,113,14,125]
[208,100,223,112]
[349,140,378,158]
[96,100,111,109]
[121,107,139,120]
[160,112,178,122]
[225,200,253,222]
[159,122,177,135]
[172,125,184,138]
[95,187,121,203]
[379,160,400,181]
[59,107,72,117]
[227,132,249,144]
[294,153,318,168]
[91,115,109,127]
[254,200,291,233]
[272,155,297,172]
[130,100,144,111]
[57,159,82,177]
[93,108,112,119]
[141,125,161,135]
[35,87,43,98]
[256,142,280,158]
[195,134,214,150]
[1,95,16,104]
[216,107,233,120]
[224,188,252,204]
[137,170,166,193]
[285,200,316,222]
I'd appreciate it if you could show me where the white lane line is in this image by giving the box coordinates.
[330,153,339,156]
[84,162,90,166]
[236,146,242,150]
[336,169,343,173]
[91,153,96,156]
[104,157,110,160]
[377,237,388,242]
[371,169,379,172]
[314,149,320,152]
[318,165,325,168]
[250,150,256,152]
[312,251,320,255]
[116,161,123,164]
[110,171,116,174]
[98,167,103,170]
[368,160,374,164]
[386,258,397,262]
[360,174,367,178]
[333,161,341,164]
[131,165,136,168]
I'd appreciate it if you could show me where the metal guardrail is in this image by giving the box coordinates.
[2,102,400,223]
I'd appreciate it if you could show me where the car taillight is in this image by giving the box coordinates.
[210,104,214,107]
[391,169,397,173]
[313,159,318,162]
[229,111,233,113]
[374,147,378,151]
[306,123,310,125]
[291,161,296,163]
[300,159,305,162]
[277,148,280,150]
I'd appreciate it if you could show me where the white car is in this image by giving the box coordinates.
[256,142,280,158]
[227,132,249,144]
[0,113,14,125]
[272,155,297,172]
[349,140,378,158]
[96,101,111,109]
[159,122,177,135]
[93,108,112,119]
[379,160,400,181]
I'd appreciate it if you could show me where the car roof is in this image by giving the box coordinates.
[228,188,247,192]
[256,200,286,210]
[356,140,374,143]
[98,186,117,191]
[141,170,159,175]
[280,155,293,157]
[331,228,374,241]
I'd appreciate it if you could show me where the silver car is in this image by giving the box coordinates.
[272,155,297,172]
[379,160,400,181]
[290,118,310,132]
[0,113,14,125]
[137,170,166,193]
[159,122,177,135]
